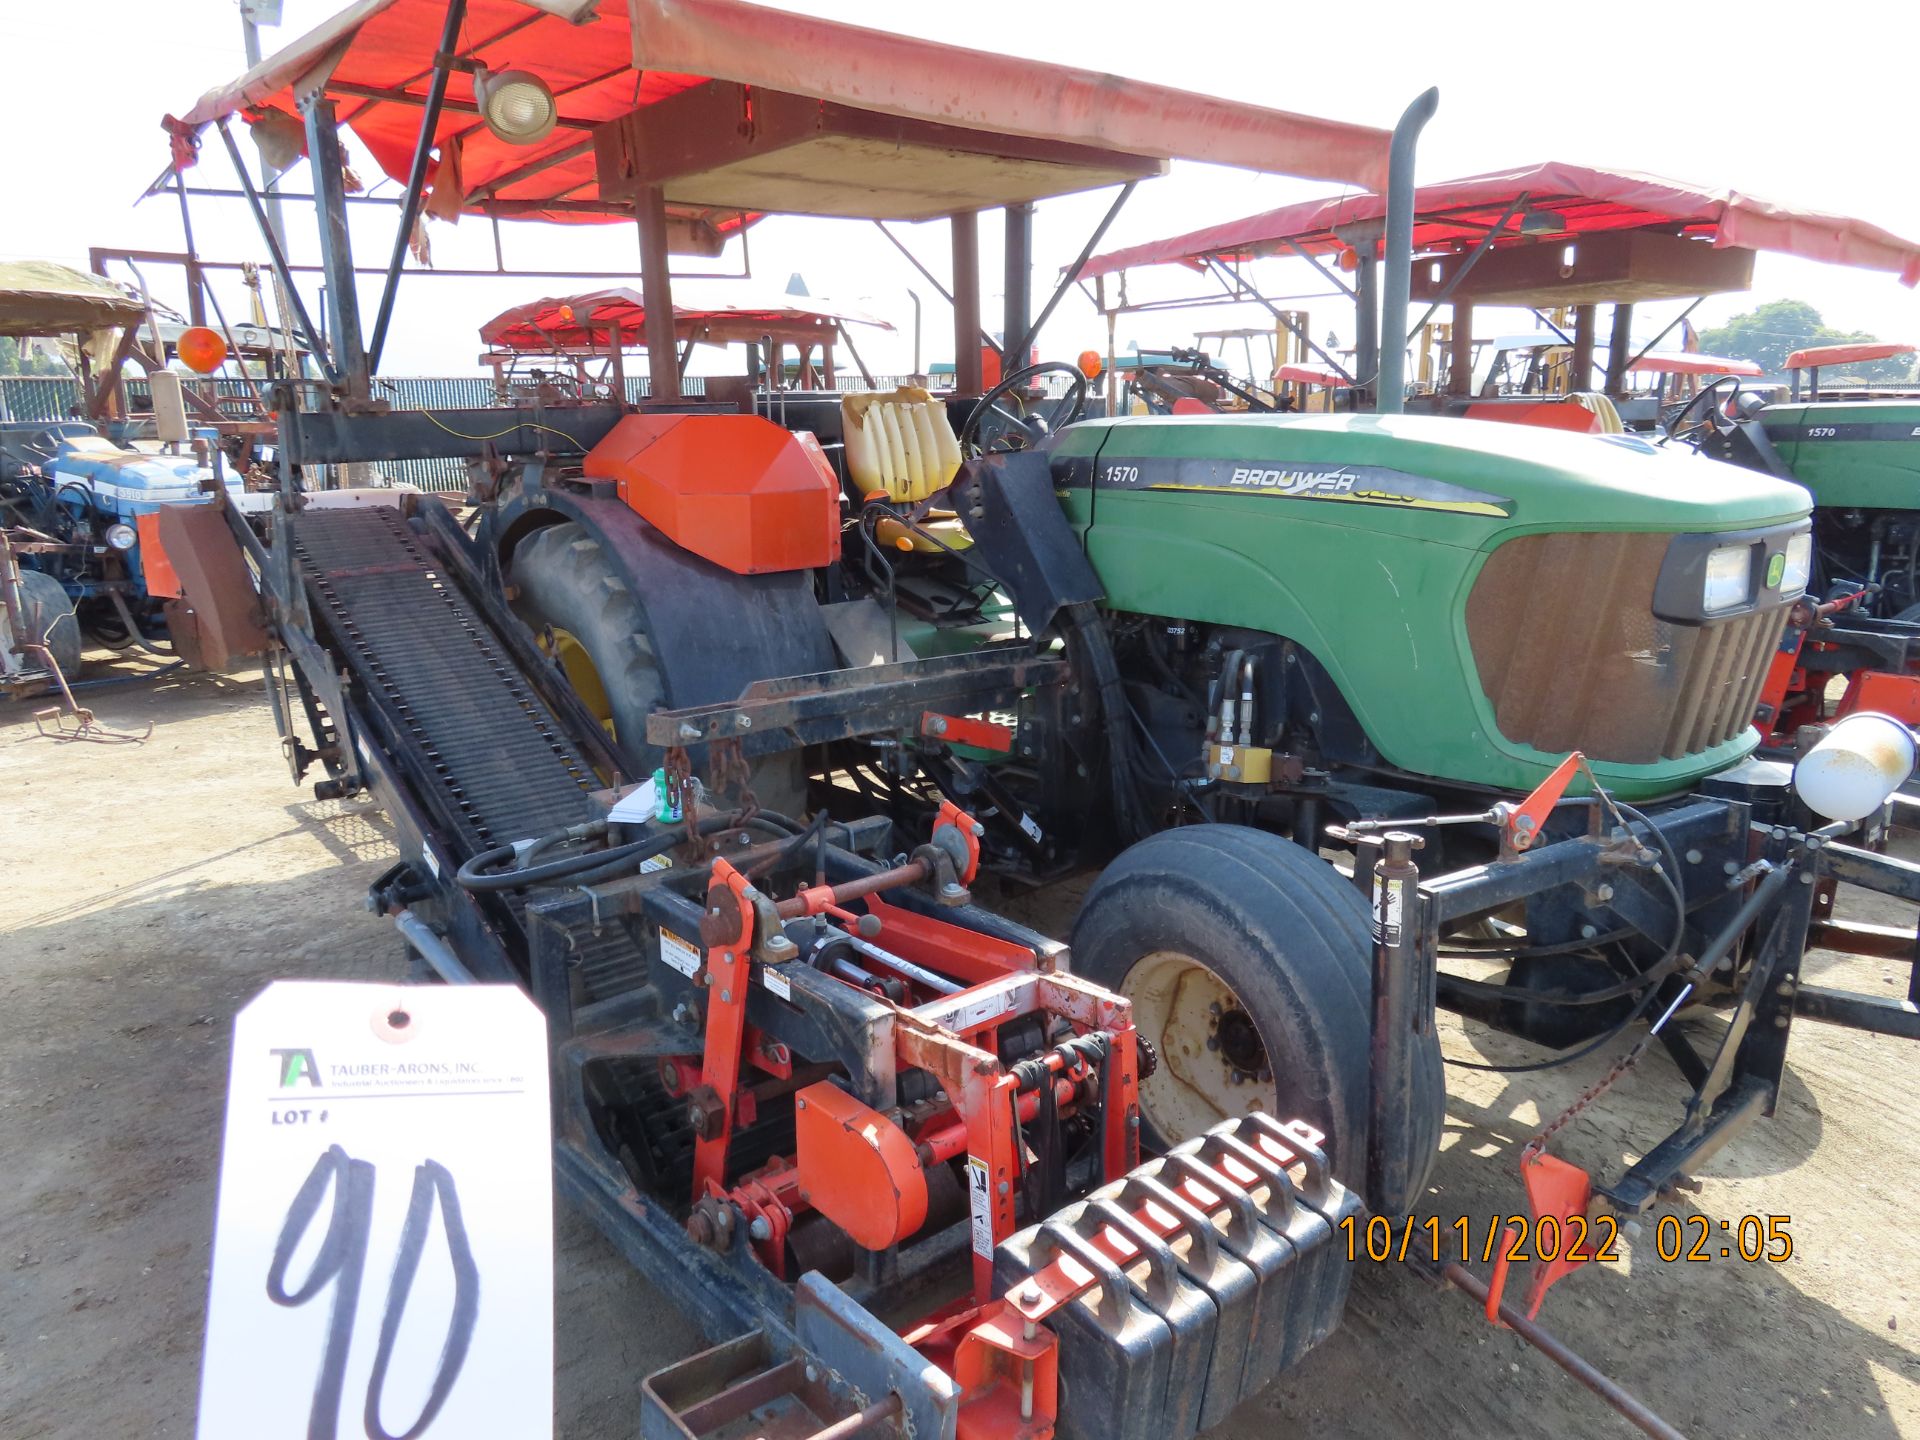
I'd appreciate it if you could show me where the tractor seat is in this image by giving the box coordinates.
[841,387,971,552]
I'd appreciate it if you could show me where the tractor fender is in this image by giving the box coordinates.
[488,482,836,712]
[951,449,1105,635]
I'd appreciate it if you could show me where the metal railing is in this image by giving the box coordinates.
[2,371,939,492]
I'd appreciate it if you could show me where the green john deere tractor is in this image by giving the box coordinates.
[1666,348,1920,733]
[480,370,1814,1208]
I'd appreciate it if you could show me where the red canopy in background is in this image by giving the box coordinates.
[479,287,892,352]
[1785,341,1916,370]
[1274,363,1350,388]
[170,0,1394,230]
[1078,160,1920,287]
[1626,351,1763,377]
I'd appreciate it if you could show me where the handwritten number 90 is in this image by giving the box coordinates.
[266,1145,480,1440]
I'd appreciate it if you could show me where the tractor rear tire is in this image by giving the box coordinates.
[1071,824,1443,1208]
[509,521,666,773]
[507,521,805,811]
[16,569,81,677]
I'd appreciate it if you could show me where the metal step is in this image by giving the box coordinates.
[291,505,596,854]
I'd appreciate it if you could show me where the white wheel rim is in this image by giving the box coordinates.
[1124,949,1277,1142]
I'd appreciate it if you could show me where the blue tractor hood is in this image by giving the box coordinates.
[44,435,231,513]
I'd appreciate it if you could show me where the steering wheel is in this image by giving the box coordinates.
[958,361,1088,455]
[1660,374,1748,447]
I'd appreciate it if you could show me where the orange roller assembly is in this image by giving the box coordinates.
[583,412,841,574]
[794,1080,929,1250]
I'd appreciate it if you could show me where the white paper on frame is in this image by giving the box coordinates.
[196,981,553,1440]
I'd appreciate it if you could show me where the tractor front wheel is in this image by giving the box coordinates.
[1071,824,1443,1209]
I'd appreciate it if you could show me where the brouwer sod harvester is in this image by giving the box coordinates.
[157,3,1919,1437]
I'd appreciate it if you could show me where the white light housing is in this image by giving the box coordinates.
[1703,543,1754,613]
[1795,712,1917,821]
[105,522,137,551]
[1780,532,1813,595]
[474,67,557,146]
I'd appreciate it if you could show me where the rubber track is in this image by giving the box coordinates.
[293,506,596,854]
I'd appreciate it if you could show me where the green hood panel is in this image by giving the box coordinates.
[1073,413,1811,534]
[1051,412,1811,798]
[1762,400,1920,510]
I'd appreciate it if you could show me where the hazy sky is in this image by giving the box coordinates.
[5,0,1920,379]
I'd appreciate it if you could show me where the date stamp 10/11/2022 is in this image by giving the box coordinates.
[1341,1214,1796,1266]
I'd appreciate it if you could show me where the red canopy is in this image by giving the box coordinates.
[1784,341,1916,370]
[1079,160,1920,287]
[1626,351,1763,377]
[479,287,891,351]
[170,0,1392,230]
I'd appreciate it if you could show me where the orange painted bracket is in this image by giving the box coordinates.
[921,711,1014,753]
[953,1298,1057,1440]
[134,512,183,599]
[1507,751,1583,853]
[691,858,756,1197]
[1485,1145,1595,1325]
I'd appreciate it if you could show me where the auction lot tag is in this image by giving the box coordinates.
[197,981,552,1440]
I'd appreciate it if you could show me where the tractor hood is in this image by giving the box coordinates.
[1067,412,1812,536]
[46,436,226,508]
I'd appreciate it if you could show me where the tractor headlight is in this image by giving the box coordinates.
[105,522,137,551]
[1779,532,1813,596]
[1702,543,1754,614]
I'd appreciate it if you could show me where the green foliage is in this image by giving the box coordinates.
[0,336,67,376]
[1700,299,1913,382]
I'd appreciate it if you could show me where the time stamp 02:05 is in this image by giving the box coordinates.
[1341,1213,1796,1265]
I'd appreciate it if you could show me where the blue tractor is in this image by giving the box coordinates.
[0,261,271,673]
[1,415,264,655]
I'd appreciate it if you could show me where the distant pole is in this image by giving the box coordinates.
[239,0,289,257]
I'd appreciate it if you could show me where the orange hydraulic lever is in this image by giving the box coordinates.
[1499,751,1584,856]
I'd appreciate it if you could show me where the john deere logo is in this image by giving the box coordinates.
[271,1048,322,1088]
[1766,553,1787,588]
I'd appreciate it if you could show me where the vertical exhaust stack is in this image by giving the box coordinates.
[1374,88,1440,416]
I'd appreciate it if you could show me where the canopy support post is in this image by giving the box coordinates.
[1352,252,1379,404]
[1018,181,1136,365]
[1572,304,1597,392]
[1447,300,1474,397]
[1606,301,1637,397]
[1405,190,1530,342]
[301,96,370,398]
[367,0,466,374]
[1376,87,1440,415]
[876,221,999,362]
[952,211,983,394]
[1003,202,1032,372]
[1204,258,1352,385]
[838,323,875,388]
[636,184,679,399]
[214,118,339,388]
[1621,296,1705,379]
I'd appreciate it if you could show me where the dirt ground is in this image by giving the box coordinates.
[2,657,1916,1439]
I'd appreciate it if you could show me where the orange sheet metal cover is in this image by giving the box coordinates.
[134,511,183,599]
[794,1082,928,1251]
[583,413,841,575]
